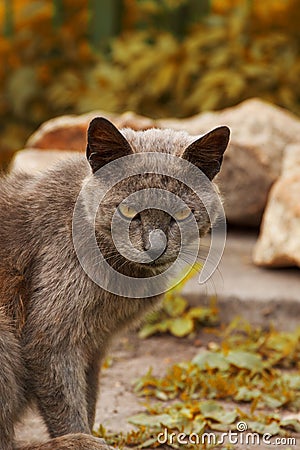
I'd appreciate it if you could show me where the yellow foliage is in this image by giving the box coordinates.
[1,0,300,160]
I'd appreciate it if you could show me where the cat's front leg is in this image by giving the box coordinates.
[23,353,116,450]
[27,351,91,437]
[86,353,102,430]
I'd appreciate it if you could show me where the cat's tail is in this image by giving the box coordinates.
[15,434,114,450]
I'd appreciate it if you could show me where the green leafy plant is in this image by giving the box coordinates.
[2,1,300,163]
[139,264,219,339]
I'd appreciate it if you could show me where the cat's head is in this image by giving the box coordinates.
[83,117,230,275]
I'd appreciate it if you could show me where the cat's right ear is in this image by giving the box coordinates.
[86,117,133,173]
[181,126,230,180]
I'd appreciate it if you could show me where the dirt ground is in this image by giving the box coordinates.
[16,330,299,450]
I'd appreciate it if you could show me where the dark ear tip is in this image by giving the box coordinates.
[88,117,112,130]
[214,126,230,140]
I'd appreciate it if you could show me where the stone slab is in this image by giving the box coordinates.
[183,229,300,330]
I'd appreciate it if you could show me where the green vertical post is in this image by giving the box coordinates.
[188,0,211,21]
[169,0,211,39]
[4,0,14,38]
[53,0,64,29]
[89,0,123,49]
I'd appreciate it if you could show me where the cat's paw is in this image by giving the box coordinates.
[20,433,117,450]
[91,436,116,450]
[64,434,117,450]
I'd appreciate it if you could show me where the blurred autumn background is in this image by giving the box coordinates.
[4,3,300,442]
[1,0,300,165]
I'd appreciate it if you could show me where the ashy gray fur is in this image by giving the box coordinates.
[0,118,229,450]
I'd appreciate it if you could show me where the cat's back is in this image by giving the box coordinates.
[1,154,88,210]
[0,156,90,318]
[0,170,37,239]
[0,170,44,317]
[0,155,89,261]
[0,170,34,203]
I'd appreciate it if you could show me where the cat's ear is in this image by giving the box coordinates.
[182,126,230,180]
[86,117,133,172]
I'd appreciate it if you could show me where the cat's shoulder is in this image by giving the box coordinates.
[0,154,89,206]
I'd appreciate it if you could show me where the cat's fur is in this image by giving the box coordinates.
[0,118,229,450]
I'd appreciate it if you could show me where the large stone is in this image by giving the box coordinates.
[26,111,156,151]
[159,98,300,225]
[10,148,78,173]
[253,144,300,267]
[214,141,273,226]
[20,99,300,226]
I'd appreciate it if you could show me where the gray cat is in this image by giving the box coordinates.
[0,118,229,450]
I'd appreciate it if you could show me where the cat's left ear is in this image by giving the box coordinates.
[86,117,133,173]
[182,126,230,180]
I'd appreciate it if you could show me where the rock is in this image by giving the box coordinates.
[114,111,156,131]
[253,144,300,267]
[26,111,156,151]
[184,229,300,330]
[215,141,274,226]
[11,111,156,173]
[159,98,300,225]
[11,149,78,173]
[21,99,300,226]
[159,98,300,176]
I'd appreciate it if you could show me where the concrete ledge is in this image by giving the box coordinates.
[183,230,300,330]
